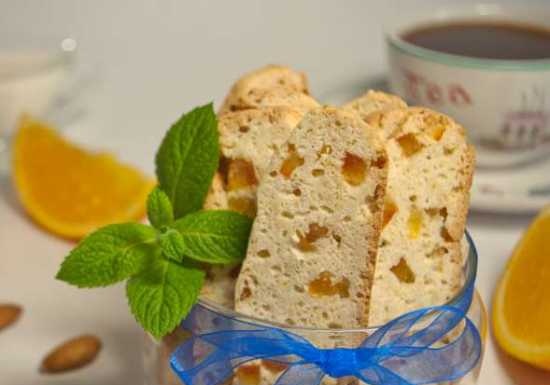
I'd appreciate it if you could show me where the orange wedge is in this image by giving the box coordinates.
[12,116,155,239]
[493,208,550,370]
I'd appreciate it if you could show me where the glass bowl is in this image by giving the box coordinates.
[143,233,487,385]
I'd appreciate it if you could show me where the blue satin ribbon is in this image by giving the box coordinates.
[171,279,481,385]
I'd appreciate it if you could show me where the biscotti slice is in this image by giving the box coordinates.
[343,90,407,125]
[200,107,305,308]
[219,65,310,114]
[368,107,475,326]
[219,106,305,217]
[235,107,389,328]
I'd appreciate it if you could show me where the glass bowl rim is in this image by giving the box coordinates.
[195,230,478,333]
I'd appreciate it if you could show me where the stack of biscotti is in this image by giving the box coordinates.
[201,65,475,328]
[232,85,474,327]
[195,65,474,385]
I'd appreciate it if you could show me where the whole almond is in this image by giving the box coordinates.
[0,304,22,331]
[41,334,102,374]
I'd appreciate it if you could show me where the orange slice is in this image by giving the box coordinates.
[493,208,550,370]
[12,116,155,239]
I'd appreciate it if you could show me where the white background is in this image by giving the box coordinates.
[1,1,549,384]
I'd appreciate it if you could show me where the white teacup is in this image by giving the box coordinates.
[386,4,550,168]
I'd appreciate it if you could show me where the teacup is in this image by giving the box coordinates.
[386,4,550,168]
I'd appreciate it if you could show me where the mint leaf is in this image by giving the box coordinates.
[155,104,219,219]
[126,258,204,339]
[147,187,174,229]
[159,228,185,262]
[172,210,252,264]
[56,224,158,287]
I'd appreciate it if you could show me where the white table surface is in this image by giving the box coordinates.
[1,1,550,384]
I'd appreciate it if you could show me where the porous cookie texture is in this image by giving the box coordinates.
[219,65,311,114]
[235,107,388,328]
[343,90,407,125]
[368,107,475,326]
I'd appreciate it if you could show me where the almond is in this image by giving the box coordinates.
[0,304,22,331]
[41,335,101,374]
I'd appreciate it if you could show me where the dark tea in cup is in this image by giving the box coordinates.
[402,21,550,60]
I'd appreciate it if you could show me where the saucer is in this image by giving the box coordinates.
[471,156,550,214]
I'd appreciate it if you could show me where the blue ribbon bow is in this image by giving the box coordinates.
[171,279,481,385]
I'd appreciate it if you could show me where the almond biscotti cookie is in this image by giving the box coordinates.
[219,65,311,114]
[200,107,305,308]
[368,107,475,326]
[205,106,310,385]
[235,107,388,328]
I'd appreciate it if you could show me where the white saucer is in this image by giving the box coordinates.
[471,156,550,214]
[319,77,550,214]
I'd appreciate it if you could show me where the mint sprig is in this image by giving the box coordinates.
[56,104,253,338]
